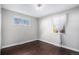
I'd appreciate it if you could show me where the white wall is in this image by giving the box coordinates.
[39,6,79,52]
[63,7,79,51]
[0,5,1,50]
[2,8,38,48]
[39,16,61,46]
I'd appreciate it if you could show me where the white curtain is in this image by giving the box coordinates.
[53,14,66,32]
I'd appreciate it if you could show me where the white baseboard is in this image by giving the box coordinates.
[2,39,37,49]
[40,39,79,52]
[62,45,79,52]
[40,39,61,47]
[2,39,79,52]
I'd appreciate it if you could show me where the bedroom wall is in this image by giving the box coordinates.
[39,16,61,46]
[1,8,38,48]
[63,7,79,51]
[39,6,79,52]
[0,5,1,50]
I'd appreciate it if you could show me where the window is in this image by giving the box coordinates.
[13,17,31,26]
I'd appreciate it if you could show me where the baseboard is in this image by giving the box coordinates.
[62,45,79,52]
[2,39,38,49]
[40,39,79,52]
[2,39,79,52]
[40,39,61,47]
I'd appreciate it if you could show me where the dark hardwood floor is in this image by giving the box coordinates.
[1,40,79,55]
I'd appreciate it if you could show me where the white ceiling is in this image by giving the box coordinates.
[2,4,79,18]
